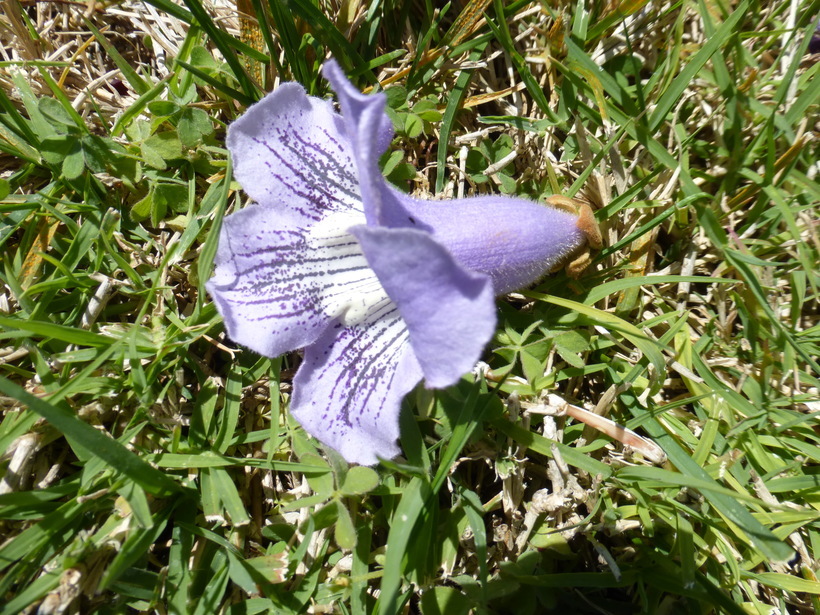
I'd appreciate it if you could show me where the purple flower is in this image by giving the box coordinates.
[206,60,598,465]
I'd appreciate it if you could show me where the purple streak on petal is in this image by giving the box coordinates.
[227,82,362,223]
[350,225,496,388]
[322,60,416,230]
[206,204,384,357]
[290,309,423,465]
[399,193,588,294]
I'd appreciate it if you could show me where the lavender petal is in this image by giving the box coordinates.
[227,82,362,224]
[322,60,415,229]
[290,309,423,465]
[350,225,496,388]
[206,204,389,357]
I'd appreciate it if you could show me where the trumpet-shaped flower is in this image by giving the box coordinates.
[207,60,598,465]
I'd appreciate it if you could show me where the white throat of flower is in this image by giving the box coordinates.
[308,210,392,327]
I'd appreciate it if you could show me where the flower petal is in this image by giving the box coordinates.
[350,225,496,388]
[322,60,415,229]
[290,309,423,465]
[227,82,362,224]
[206,204,389,357]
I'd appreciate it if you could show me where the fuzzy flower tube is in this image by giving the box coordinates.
[207,60,600,465]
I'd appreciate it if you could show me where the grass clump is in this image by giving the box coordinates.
[1,0,818,613]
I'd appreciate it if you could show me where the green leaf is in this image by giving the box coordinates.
[385,85,408,110]
[404,113,424,138]
[154,183,189,214]
[554,330,589,368]
[190,44,220,71]
[142,131,183,169]
[81,135,111,173]
[339,466,379,496]
[334,501,357,550]
[130,191,153,222]
[147,100,181,117]
[298,453,334,499]
[520,350,544,384]
[37,96,78,129]
[39,135,73,165]
[150,192,167,227]
[109,156,142,192]
[61,141,84,179]
[413,98,441,122]
[178,107,214,147]
[497,172,517,194]
[386,162,417,184]
[381,149,405,176]
[419,586,471,615]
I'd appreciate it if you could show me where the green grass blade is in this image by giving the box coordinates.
[83,17,150,95]
[0,376,182,496]
[434,46,486,194]
[174,60,256,106]
[376,476,432,615]
[628,401,794,563]
[180,0,260,100]
[649,0,749,132]
[284,1,369,82]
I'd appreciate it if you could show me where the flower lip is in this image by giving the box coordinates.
[322,60,420,230]
[349,223,496,389]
